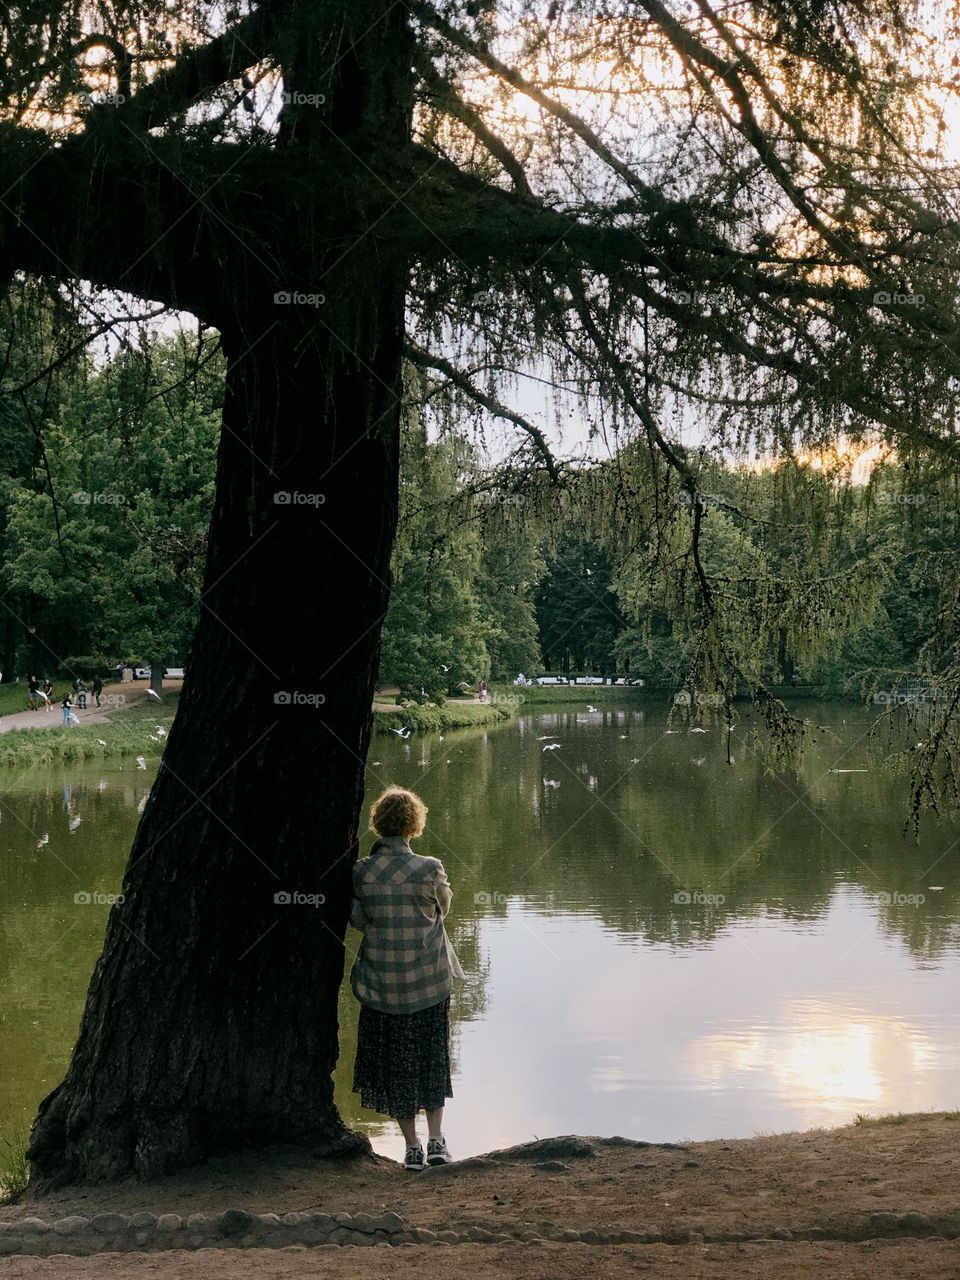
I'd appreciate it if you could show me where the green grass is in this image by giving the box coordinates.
[373,701,514,734]
[0,1126,29,1202]
[0,692,179,768]
[489,681,651,705]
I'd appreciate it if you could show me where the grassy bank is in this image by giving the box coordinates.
[373,700,514,734]
[0,693,178,769]
[489,681,648,705]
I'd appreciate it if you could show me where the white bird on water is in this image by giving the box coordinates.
[36,833,49,849]
[146,688,162,702]
[389,726,411,738]
[690,726,708,734]
[68,815,81,832]
[542,778,560,789]
[542,743,561,752]
[586,704,598,713]
[136,756,147,770]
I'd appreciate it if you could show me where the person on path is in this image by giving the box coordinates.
[61,692,74,725]
[350,785,464,1173]
[42,678,53,710]
[75,677,87,710]
[28,674,39,709]
[478,679,488,703]
[92,675,103,708]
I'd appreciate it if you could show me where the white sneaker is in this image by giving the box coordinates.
[426,1135,452,1165]
[403,1143,425,1172]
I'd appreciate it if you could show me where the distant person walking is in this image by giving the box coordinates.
[61,692,74,725]
[478,679,488,703]
[28,674,39,709]
[350,785,464,1172]
[92,675,103,708]
[42,678,53,710]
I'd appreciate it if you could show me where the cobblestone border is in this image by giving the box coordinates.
[0,1208,958,1257]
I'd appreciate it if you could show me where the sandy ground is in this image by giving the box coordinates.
[3,1113,959,1278]
[4,1240,960,1280]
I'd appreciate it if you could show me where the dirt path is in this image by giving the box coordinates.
[2,1113,959,1279]
[0,683,180,735]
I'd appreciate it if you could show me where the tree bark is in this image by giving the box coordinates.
[28,270,406,1184]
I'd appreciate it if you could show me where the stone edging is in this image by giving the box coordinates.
[0,1208,958,1257]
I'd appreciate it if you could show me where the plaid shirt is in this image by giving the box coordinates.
[349,836,465,1014]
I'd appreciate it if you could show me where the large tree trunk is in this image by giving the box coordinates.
[27,261,407,1184]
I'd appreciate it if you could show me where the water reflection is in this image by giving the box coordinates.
[1,701,958,1159]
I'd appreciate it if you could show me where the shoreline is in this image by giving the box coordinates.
[1,1112,958,1275]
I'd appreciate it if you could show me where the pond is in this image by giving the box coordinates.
[1,700,958,1162]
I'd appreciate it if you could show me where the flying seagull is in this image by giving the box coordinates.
[690,726,708,734]
[440,663,451,672]
[155,726,167,737]
[36,833,49,849]
[136,756,147,770]
[389,726,411,738]
[542,743,561,752]
[97,739,107,747]
[587,704,598,713]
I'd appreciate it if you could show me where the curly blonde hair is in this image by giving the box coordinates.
[369,786,428,839]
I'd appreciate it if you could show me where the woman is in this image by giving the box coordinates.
[350,785,464,1172]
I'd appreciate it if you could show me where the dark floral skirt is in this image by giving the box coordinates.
[353,996,452,1119]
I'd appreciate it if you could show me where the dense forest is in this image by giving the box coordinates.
[3,286,956,706]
